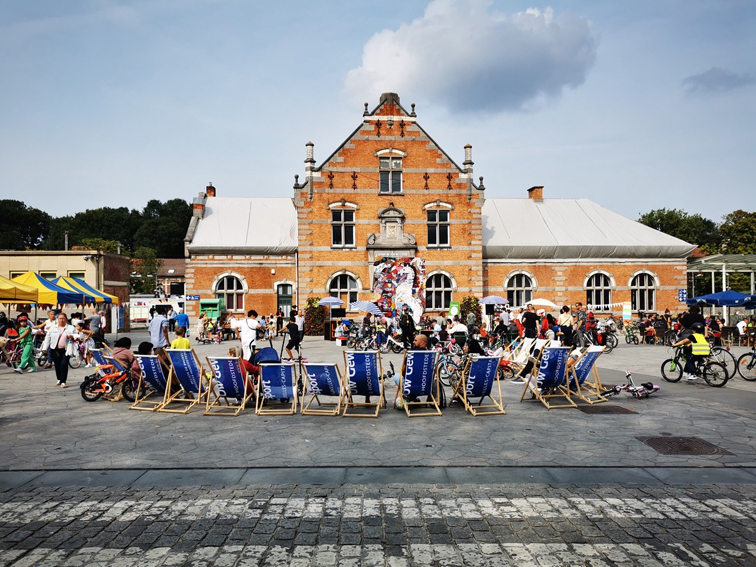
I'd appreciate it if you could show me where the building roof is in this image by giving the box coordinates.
[186,197,298,255]
[157,258,187,278]
[482,199,696,260]
[688,254,756,272]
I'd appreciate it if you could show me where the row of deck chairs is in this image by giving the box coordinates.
[123,348,507,418]
[501,338,609,409]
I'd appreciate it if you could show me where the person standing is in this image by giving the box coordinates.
[88,309,103,347]
[522,304,539,339]
[399,305,416,349]
[276,309,284,336]
[168,307,177,332]
[174,308,190,336]
[574,302,587,347]
[236,309,261,362]
[42,313,77,387]
[13,317,36,373]
[557,305,574,346]
[295,309,305,339]
[148,306,170,365]
[34,310,57,368]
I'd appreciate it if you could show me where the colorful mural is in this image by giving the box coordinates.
[372,257,425,323]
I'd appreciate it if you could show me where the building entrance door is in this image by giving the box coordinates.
[277,284,293,317]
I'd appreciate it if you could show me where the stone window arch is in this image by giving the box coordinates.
[629,271,657,312]
[585,271,614,312]
[326,271,362,306]
[505,270,536,307]
[212,272,247,312]
[425,270,457,310]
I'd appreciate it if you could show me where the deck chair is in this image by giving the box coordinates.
[510,338,547,381]
[342,351,384,418]
[159,349,207,414]
[89,348,109,375]
[501,337,535,375]
[256,364,298,415]
[569,346,607,404]
[453,355,506,416]
[130,354,169,411]
[397,350,441,417]
[520,345,576,409]
[204,356,254,416]
[301,363,343,416]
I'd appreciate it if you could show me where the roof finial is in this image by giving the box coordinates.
[363,102,369,116]
[478,176,485,191]
[411,103,416,117]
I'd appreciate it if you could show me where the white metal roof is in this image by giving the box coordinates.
[482,199,696,259]
[186,197,297,255]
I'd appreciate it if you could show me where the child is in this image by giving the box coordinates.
[13,317,35,373]
[171,326,191,349]
[132,341,153,379]
[285,315,302,362]
[75,321,94,367]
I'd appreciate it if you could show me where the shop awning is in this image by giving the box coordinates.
[0,274,38,303]
[12,271,95,305]
[54,277,119,305]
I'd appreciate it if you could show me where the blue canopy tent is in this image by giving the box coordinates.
[686,290,749,307]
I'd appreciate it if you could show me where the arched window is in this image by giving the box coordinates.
[329,274,358,305]
[586,273,612,312]
[215,275,244,312]
[631,273,656,312]
[426,273,453,310]
[507,273,533,307]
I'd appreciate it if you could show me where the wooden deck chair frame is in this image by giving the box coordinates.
[101,354,129,402]
[502,337,536,376]
[342,350,385,418]
[452,355,506,416]
[256,364,298,415]
[509,338,547,381]
[301,363,344,416]
[130,354,168,412]
[396,351,442,417]
[204,356,254,416]
[519,346,576,409]
[159,349,208,414]
[570,346,607,404]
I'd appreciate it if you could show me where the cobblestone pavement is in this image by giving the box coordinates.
[2,483,756,566]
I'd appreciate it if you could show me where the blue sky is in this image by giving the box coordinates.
[1,0,754,222]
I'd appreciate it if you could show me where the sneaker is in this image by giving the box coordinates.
[511,378,524,384]
[85,363,91,368]
[684,373,697,381]
[13,367,22,373]
[60,383,68,388]
[27,368,35,373]
[55,380,61,386]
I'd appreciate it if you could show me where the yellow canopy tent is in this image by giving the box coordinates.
[0,274,38,303]
[54,276,120,305]
[12,271,94,305]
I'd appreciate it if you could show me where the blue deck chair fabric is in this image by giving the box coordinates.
[105,355,128,374]
[208,356,247,399]
[136,355,168,392]
[259,364,296,400]
[166,349,202,394]
[536,347,571,389]
[465,356,500,398]
[569,346,607,404]
[304,364,341,397]
[402,351,438,399]
[570,346,603,388]
[345,351,381,397]
[91,349,107,367]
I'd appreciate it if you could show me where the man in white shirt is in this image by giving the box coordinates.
[449,316,468,335]
[236,309,261,361]
[501,309,511,326]
[295,309,305,336]
[737,319,748,340]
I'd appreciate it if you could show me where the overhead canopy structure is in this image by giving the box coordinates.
[54,276,119,305]
[12,272,95,305]
[483,199,696,260]
[686,290,749,307]
[187,197,297,255]
[688,255,756,295]
[0,274,38,303]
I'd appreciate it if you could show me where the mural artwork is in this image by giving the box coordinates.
[372,257,425,323]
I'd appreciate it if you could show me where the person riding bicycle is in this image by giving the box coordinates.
[672,322,710,381]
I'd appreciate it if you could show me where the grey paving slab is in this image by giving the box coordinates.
[0,470,43,489]
[645,466,756,484]
[446,466,557,484]
[545,466,664,484]
[345,466,449,484]
[27,469,146,487]
[131,468,245,487]
[239,467,346,485]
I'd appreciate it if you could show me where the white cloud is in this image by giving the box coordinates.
[682,67,756,96]
[344,0,598,113]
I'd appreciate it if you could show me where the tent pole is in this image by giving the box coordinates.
[722,264,727,326]
[711,271,715,294]
[751,271,755,295]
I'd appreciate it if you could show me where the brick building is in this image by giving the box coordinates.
[183,93,694,322]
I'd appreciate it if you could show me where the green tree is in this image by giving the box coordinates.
[460,296,481,328]
[78,238,121,253]
[718,210,756,254]
[133,199,192,258]
[638,208,720,253]
[0,200,51,249]
[42,207,140,252]
[130,247,161,294]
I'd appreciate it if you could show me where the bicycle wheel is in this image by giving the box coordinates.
[661,358,682,382]
[438,363,452,387]
[68,351,82,369]
[80,377,105,402]
[737,353,756,381]
[607,333,619,349]
[702,361,728,387]
[391,342,403,354]
[710,347,737,379]
[632,335,639,345]
[624,333,632,344]
[121,378,138,402]
[497,365,514,381]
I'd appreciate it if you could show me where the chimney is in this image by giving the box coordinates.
[192,191,207,218]
[305,142,315,200]
[206,183,216,197]
[527,186,544,202]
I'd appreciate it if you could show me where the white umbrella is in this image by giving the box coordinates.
[349,301,383,316]
[514,298,558,310]
[479,295,509,305]
[318,297,344,307]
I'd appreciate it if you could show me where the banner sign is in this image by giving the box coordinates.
[466,356,499,398]
[345,351,381,396]
[304,364,341,397]
[402,351,437,398]
[136,354,167,392]
[208,356,245,399]
[570,346,602,387]
[449,301,460,317]
[537,347,570,388]
[260,364,295,400]
[167,349,201,393]
[622,302,632,322]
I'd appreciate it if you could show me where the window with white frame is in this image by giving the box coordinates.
[379,157,402,194]
[215,275,244,311]
[425,273,453,310]
[586,273,612,312]
[427,209,450,247]
[331,209,355,247]
[631,273,656,312]
[277,283,293,317]
[507,273,533,307]
[329,274,358,305]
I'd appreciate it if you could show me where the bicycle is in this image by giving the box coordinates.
[80,360,138,402]
[624,324,640,345]
[709,345,737,379]
[736,346,756,381]
[604,370,660,399]
[660,347,729,387]
[379,333,405,354]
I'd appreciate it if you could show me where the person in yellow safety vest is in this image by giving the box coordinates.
[672,322,710,381]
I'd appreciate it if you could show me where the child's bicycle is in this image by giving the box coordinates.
[603,370,660,399]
